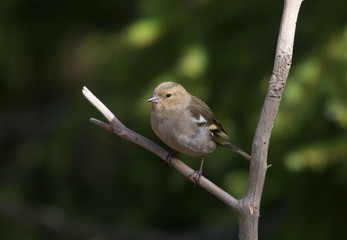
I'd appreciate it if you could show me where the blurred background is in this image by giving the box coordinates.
[0,0,346,239]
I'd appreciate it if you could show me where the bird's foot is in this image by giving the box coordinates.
[166,151,178,167]
[189,169,203,186]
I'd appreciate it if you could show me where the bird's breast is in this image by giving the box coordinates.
[151,110,216,156]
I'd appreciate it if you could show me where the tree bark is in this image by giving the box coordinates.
[239,0,303,239]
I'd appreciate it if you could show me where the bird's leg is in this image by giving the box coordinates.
[166,151,178,167]
[189,155,205,186]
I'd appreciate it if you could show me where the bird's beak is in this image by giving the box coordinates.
[147,94,160,103]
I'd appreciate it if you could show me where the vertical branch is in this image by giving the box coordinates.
[238,0,303,239]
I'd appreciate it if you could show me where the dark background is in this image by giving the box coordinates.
[1,0,346,239]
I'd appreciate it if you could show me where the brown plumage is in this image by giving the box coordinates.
[148,82,251,184]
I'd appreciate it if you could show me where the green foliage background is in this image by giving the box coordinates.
[0,0,346,239]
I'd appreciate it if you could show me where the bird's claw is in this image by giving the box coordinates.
[189,169,203,186]
[166,151,178,167]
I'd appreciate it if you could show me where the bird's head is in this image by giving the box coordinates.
[147,82,191,111]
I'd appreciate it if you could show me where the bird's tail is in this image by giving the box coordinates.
[224,143,251,161]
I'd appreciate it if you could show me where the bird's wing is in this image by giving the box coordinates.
[188,96,231,146]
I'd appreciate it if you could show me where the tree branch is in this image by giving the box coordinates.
[239,0,303,239]
[82,87,240,212]
[82,1,303,239]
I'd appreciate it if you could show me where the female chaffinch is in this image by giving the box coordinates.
[147,82,251,183]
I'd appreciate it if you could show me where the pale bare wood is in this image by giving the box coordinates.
[239,0,303,239]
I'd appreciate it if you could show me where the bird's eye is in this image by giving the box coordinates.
[166,93,172,98]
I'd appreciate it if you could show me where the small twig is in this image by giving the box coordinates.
[90,118,114,133]
[82,87,240,211]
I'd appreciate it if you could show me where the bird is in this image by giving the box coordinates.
[147,82,251,184]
